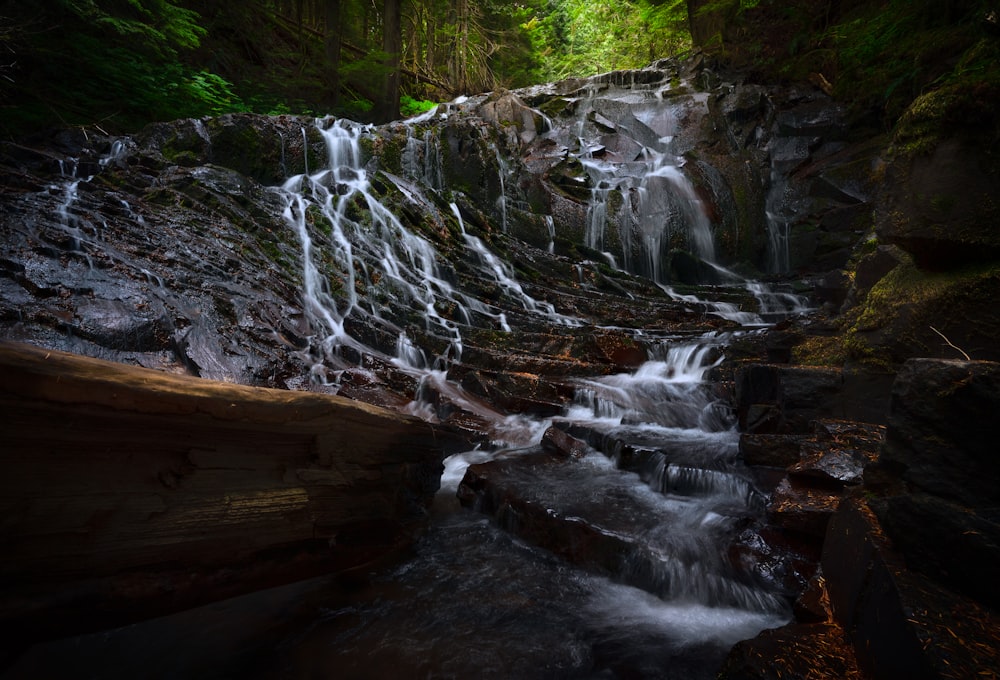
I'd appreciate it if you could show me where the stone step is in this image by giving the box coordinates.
[457,445,787,613]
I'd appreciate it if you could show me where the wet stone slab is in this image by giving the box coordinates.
[458,448,788,614]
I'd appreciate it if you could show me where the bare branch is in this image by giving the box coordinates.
[930,326,972,361]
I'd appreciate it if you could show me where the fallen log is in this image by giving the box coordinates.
[0,342,464,651]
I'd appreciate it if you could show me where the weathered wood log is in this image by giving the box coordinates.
[0,342,465,649]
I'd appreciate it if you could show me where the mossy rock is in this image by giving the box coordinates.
[875,83,1000,269]
[843,257,1000,366]
[204,114,322,185]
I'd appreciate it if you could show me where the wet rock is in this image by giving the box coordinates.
[459,448,784,612]
[844,257,1000,364]
[881,358,999,506]
[729,524,820,598]
[739,433,805,468]
[766,477,841,538]
[872,493,1000,611]
[718,622,862,680]
[792,567,833,623]
[876,131,1000,269]
[822,497,1000,680]
[540,426,589,459]
[717,83,768,148]
[0,342,464,647]
[788,426,881,488]
[813,268,851,309]
[477,91,548,148]
[763,324,804,363]
[735,364,845,433]
[849,244,907,306]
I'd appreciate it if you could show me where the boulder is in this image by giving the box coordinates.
[844,258,1000,364]
[822,498,1000,680]
[477,92,548,148]
[766,477,841,538]
[718,622,862,680]
[0,342,464,648]
[881,358,999,507]
[872,493,1000,610]
[734,364,845,433]
[875,136,1000,269]
[739,433,806,468]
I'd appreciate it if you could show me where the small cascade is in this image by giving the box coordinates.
[764,168,793,274]
[651,459,761,509]
[544,214,556,254]
[279,118,465,371]
[579,155,617,253]
[393,330,428,370]
[53,139,130,257]
[544,333,786,623]
[746,281,813,323]
[566,339,728,430]
[492,142,510,233]
[401,123,444,191]
[451,203,581,327]
[643,155,716,264]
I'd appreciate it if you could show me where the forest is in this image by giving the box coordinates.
[2,0,994,138]
[0,0,688,135]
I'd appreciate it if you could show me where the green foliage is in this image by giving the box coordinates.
[1,0,244,134]
[808,0,997,125]
[520,0,691,81]
[399,95,436,118]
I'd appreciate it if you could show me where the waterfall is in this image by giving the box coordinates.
[279,116,594,384]
[491,142,510,233]
[451,203,580,327]
[401,123,444,191]
[764,166,792,274]
[279,118,465,371]
[566,339,728,429]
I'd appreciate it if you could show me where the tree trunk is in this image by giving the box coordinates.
[325,0,342,108]
[376,0,402,122]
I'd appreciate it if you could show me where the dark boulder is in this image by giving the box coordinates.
[881,358,999,507]
[735,364,845,433]
[876,138,1000,269]
[821,497,1000,680]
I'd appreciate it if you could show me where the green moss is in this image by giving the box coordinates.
[791,334,848,367]
[371,134,405,175]
[841,257,1000,365]
[306,204,333,237]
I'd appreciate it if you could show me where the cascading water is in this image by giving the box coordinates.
[451,203,579,328]
[7,66,823,677]
[270,107,791,674]
[279,117,471,372]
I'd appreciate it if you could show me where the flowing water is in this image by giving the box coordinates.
[252,112,792,676]
[6,79,810,678]
[259,106,796,678]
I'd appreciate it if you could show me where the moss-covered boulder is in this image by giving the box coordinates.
[874,84,1000,269]
[843,257,1000,366]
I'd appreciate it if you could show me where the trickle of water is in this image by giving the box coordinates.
[451,203,580,327]
[279,118,467,371]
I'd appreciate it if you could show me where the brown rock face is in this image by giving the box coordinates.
[0,342,464,648]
